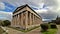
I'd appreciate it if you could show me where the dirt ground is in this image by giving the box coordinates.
[6,27,41,34]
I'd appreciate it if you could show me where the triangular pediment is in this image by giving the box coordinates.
[13,4,28,14]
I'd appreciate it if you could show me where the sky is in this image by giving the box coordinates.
[0,0,60,21]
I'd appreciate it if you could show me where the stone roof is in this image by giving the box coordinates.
[13,4,42,20]
[13,4,27,14]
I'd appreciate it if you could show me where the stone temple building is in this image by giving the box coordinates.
[11,4,42,30]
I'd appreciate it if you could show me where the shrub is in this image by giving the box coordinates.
[50,23,57,29]
[1,20,11,26]
[40,23,48,31]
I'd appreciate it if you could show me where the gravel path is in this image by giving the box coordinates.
[6,27,41,34]
[56,25,60,34]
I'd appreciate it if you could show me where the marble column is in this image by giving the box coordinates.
[16,15,18,26]
[36,17,37,24]
[30,13,32,26]
[17,14,20,27]
[34,15,35,24]
[15,15,16,26]
[25,11,28,29]
[21,13,23,27]
[35,16,36,25]
[38,18,39,24]
[33,14,34,25]
[19,14,21,26]
[15,15,17,27]
[34,15,36,25]
[28,12,30,25]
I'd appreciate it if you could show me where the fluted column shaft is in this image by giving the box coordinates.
[19,14,21,26]
[17,14,20,26]
[21,13,23,27]
[30,13,32,26]
[25,11,28,30]
[33,14,34,25]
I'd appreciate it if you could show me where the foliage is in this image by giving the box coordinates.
[50,23,57,29]
[40,23,48,31]
[1,20,11,26]
[49,17,60,25]
[55,20,60,25]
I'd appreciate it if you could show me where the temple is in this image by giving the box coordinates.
[11,4,42,30]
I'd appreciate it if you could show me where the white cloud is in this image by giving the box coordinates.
[35,9,48,13]
[0,0,44,7]
[0,0,60,21]
[0,2,5,10]
[42,19,51,22]
[0,11,12,21]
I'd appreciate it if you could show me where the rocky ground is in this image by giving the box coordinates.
[6,27,41,34]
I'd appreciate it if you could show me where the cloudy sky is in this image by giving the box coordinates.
[0,0,60,21]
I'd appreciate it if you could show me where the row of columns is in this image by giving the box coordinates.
[12,11,27,28]
[27,11,41,26]
[12,11,41,29]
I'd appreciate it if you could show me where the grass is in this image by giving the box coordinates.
[0,27,5,34]
[42,29,57,34]
[41,23,57,34]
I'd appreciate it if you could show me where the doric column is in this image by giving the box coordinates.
[37,18,38,24]
[25,11,28,29]
[33,14,34,25]
[21,13,23,27]
[34,15,35,25]
[17,14,20,26]
[16,15,18,26]
[19,14,21,26]
[36,17,37,24]
[37,17,38,24]
[35,16,36,25]
[15,15,17,27]
[15,15,16,26]
[35,16,36,24]
[28,11,30,26]
[36,16,37,24]
[16,15,18,27]
[30,13,32,26]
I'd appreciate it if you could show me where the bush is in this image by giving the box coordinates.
[1,20,11,26]
[50,23,57,29]
[40,23,48,31]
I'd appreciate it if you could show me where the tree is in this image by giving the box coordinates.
[40,23,48,31]
[1,20,11,26]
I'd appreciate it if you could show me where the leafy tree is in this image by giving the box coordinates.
[40,23,48,31]
[1,20,11,26]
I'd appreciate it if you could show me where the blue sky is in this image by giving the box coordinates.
[0,0,60,21]
[2,2,16,12]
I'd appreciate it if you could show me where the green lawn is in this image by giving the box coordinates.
[42,29,57,34]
